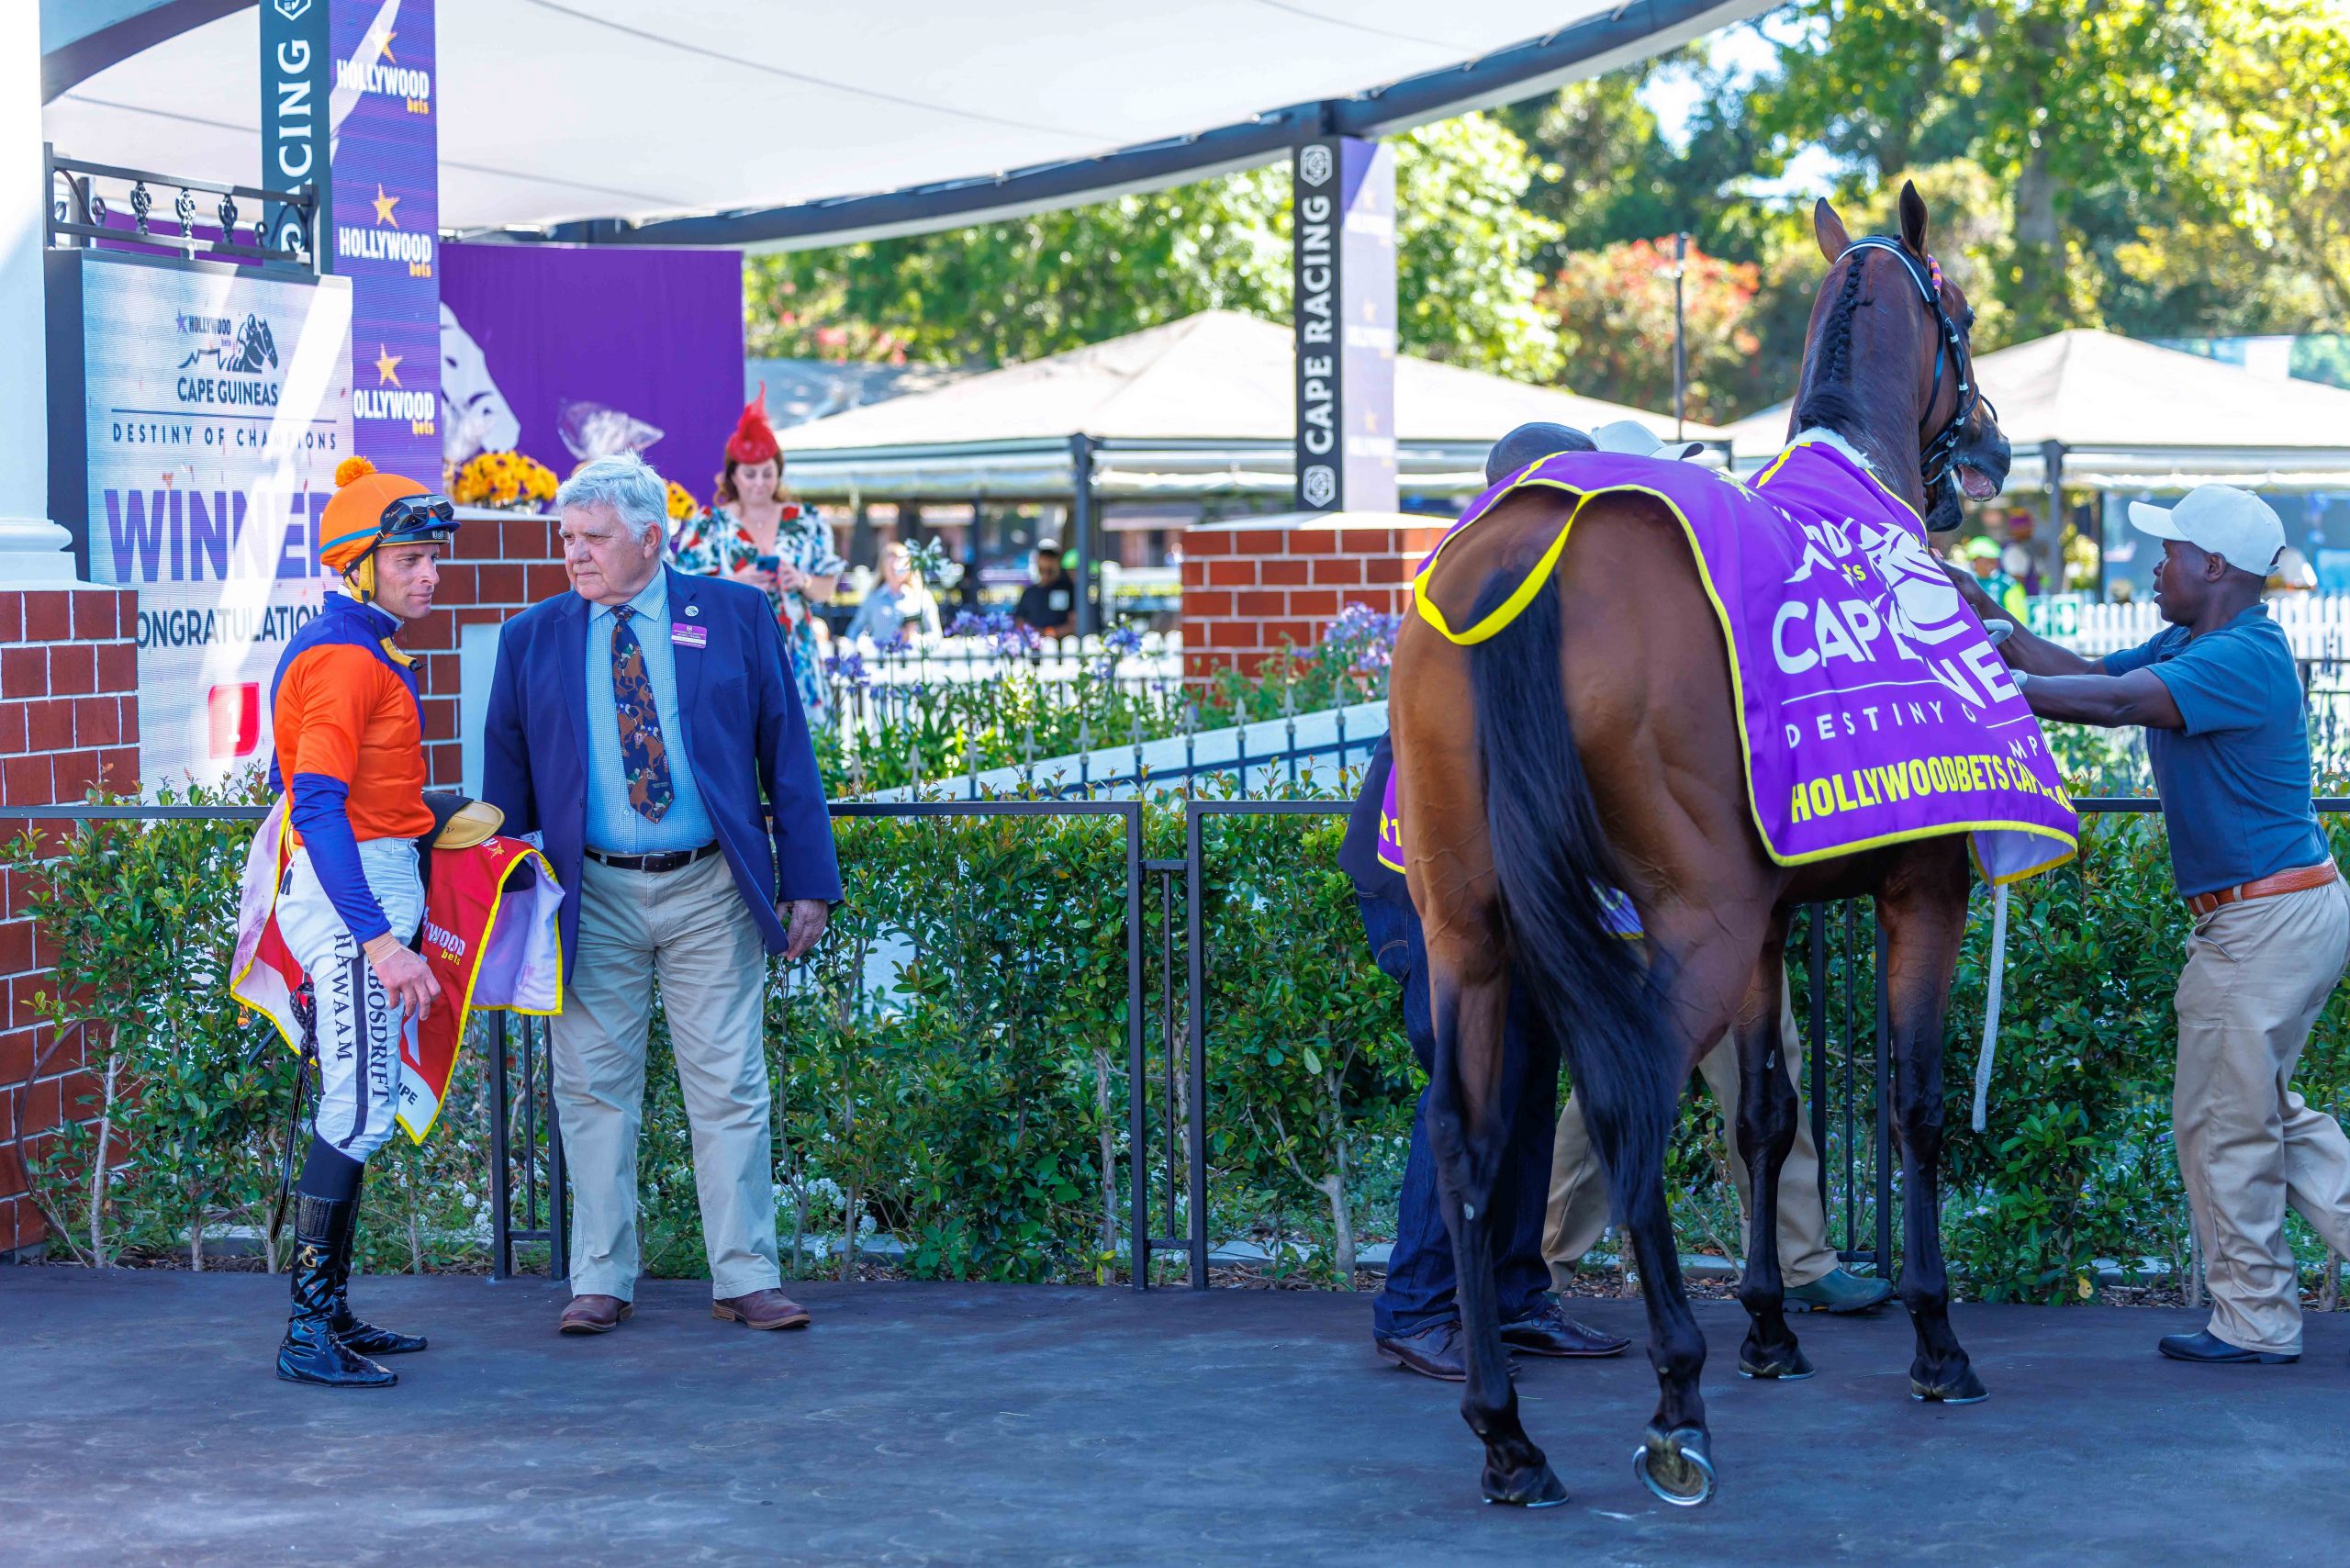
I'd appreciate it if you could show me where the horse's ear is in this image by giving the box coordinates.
[1898,180,1930,257]
[1813,198,1852,264]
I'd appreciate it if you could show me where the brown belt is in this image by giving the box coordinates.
[2185,861,2341,918]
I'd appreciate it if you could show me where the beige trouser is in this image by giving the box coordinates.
[551,852,781,1303]
[2173,877,2350,1355]
[1547,987,1840,1290]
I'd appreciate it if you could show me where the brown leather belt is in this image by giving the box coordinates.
[586,842,721,874]
[2186,861,2340,918]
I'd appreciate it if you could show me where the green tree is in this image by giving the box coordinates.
[745,115,1561,378]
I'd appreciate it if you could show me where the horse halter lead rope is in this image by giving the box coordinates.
[1833,236,1991,492]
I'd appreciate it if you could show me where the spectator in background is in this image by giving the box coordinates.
[673,387,844,727]
[846,540,943,647]
[1961,535,2027,620]
[1013,539,1077,637]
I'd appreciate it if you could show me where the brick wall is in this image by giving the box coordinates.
[0,588,141,1255]
[404,510,566,789]
[1180,515,1446,682]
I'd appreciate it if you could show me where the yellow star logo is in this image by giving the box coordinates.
[373,345,403,386]
[370,185,400,227]
[378,30,397,62]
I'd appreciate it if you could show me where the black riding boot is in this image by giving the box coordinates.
[327,1180,426,1356]
[276,1194,397,1388]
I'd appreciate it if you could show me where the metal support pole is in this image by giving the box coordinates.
[1874,918,1893,1273]
[1673,230,1688,442]
[2041,439,2067,599]
[489,1013,512,1281]
[1124,804,1147,1290]
[1183,801,1209,1288]
[1071,433,1100,636]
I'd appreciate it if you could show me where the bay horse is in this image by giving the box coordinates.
[1389,184,2012,1507]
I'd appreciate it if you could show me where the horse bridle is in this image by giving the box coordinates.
[1834,236,1993,492]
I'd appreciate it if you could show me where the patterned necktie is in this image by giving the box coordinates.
[610,605,673,823]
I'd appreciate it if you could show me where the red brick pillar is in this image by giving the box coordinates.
[405,510,567,788]
[0,586,140,1254]
[1179,514,1445,682]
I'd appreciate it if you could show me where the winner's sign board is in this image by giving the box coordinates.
[53,251,353,791]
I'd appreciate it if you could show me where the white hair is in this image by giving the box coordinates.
[556,452,668,540]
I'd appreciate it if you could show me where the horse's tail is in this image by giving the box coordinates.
[1466,568,1674,1231]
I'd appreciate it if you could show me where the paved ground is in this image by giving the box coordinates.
[4,1268,2346,1567]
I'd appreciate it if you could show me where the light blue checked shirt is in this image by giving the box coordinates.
[583,572,714,855]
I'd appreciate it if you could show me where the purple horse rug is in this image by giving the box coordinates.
[1378,438,2077,896]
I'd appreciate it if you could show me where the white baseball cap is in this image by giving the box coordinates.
[1592,419,1707,461]
[2127,485,2284,576]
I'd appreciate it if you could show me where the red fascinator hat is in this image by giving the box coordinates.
[726,385,781,465]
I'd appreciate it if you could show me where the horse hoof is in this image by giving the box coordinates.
[1737,1344,1815,1381]
[1482,1461,1570,1508]
[1909,1367,1989,1405]
[1632,1425,1715,1506]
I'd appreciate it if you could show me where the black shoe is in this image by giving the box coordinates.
[276,1194,397,1388]
[326,1178,426,1356]
[1373,1319,1519,1383]
[1501,1296,1630,1358]
[2157,1328,2298,1365]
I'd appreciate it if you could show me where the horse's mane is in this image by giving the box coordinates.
[1792,249,1871,434]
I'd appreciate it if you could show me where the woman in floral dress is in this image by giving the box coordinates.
[672,388,845,725]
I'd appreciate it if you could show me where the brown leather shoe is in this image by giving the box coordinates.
[711,1288,811,1331]
[558,1294,633,1335]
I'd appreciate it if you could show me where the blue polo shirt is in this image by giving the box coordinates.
[2103,605,2328,897]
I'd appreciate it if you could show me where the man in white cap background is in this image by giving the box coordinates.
[1950,483,2350,1366]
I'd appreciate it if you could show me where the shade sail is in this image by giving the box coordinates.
[42,0,1772,246]
[769,309,1720,500]
[1724,330,2350,490]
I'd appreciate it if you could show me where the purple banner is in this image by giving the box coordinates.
[1411,441,2077,886]
[330,0,440,484]
[437,245,744,504]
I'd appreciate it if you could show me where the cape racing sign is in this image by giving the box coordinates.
[54,251,353,790]
[1290,136,1397,513]
[260,0,331,259]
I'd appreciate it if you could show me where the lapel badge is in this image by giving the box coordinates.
[685,605,700,617]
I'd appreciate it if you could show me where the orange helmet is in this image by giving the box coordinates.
[319,457,458,600]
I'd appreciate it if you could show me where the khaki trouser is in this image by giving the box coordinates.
[551,852,782,1303]
[2173,877,2350,1355]
[1547,987,1840,1290]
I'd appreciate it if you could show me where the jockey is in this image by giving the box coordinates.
[270,455,460,1389]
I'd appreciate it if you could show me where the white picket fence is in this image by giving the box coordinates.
[2058,594,2350,661]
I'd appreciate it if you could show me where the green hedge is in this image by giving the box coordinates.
[14,795,2350,1302]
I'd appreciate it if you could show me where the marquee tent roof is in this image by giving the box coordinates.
[780,309,1720,451]
[40,0,1770,247]
[1723,329,2350,490]
[771,310,1719,501]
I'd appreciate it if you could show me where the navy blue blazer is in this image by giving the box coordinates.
[481,566,842,978]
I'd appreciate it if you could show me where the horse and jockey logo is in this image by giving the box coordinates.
[1298,144,1334,186]
[177,314,278,375]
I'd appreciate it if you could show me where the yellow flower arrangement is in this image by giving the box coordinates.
[453,449,559,511]
[666,480,699,522]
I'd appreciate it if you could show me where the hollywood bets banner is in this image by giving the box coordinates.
[438,244,744,496]
[62,252,353,789]
[328,0,442,483]
[1405,439,2077,887]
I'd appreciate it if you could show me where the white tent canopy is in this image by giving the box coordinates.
[41,0,1769,246]
[774,309,1721,499]
[1725,329,2350,491]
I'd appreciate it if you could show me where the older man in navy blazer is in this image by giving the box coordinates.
[484,451,839,1338]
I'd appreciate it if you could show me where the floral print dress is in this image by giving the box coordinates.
[671,502,846,726]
